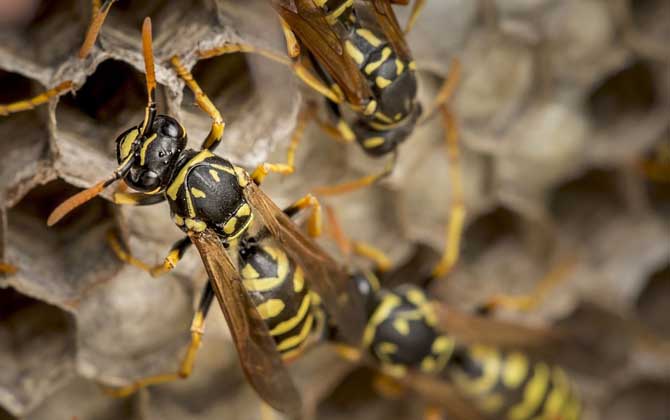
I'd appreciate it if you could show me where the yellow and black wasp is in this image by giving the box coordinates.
[46,17,366,417]
[322,207,585,420]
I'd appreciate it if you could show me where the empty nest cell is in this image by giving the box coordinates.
[636,261,670,339]
[5,179,122,307]
[0,287,75,417]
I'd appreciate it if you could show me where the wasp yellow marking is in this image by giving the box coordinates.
[256,299,285,319]
[409,61,417,70]
[541,367,569,418]
[173,214,184,226]
[313,0,327,7]
[233,165,249,187]
[210,163,236,176]
[356,28,382,47]
[381,364,406,379]
[280,344,306,361]
[365,47,392,74]
[508,362,550,420]
[480,393,505,414]
[378,342,397,354]
[394,113,402,121]
[376,76,392,89]
[185,218,207,232]
[167,150,213,200]
[209,169,220,182]
[421,356,437,372]
[455,345,502,396]
[503,352,529,389]
[337,120,356,142]
[395,59,405,75]
[406,289,427,306]
[223,217,238,234]
[392,318,410,335]
[119,128,140,160]
[241,263,260,279]
[431,336,455,372]
[165,248,181,267]
[310,291,322,305]
[363,294,401,347]
[563,396,581,420]
[139,133,158,165]
[365,271,381,292]
[190,187,206,198]
[293,266,305,292]
[243,276,284,292]
[270,293,312,336]
[345,40,365,65]
[373,111,394,124]
[236,203,251,217]
[325,0,353,25]
[363,137,385,148]
[364,100,378,116]
[276,314,314,351]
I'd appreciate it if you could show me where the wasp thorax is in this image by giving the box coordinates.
[115,115,187,192]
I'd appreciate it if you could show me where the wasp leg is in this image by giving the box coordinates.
[431,106,466,279]
[281,194,323,238]
[478,256,578,314]
[79,0,117,58]
[250,106,314,186]
[404,0,426,34]
[170,56,225,152]
[372,373,407,399]
[107,231,192,278]
[311,150,398,196]
[419,58,461,125]
[198,39,344,104]
[0,263,17,275]
[0,81,74,117]
[103,282,214,397]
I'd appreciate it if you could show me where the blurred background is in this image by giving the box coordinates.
[0,0,668,419]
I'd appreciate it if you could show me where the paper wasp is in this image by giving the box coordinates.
[46,17,365,417]
[321,206,584,420]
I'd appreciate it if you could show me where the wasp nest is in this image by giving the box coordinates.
[0,0,669,419]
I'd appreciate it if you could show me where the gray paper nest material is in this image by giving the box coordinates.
[0,0,669,419]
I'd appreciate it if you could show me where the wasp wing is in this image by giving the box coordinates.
[270,0,374,107]
[243,181,366,347]
[188,229,301,417]
[355,0,413,62]
[404,373,488,420]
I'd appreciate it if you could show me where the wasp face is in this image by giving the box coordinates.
[115,115,187,192]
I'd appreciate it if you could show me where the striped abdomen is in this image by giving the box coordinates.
[238,237,324,361]
[448,345,582,420]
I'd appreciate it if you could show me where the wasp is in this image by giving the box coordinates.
[46,17,366,417]
[323,206,585,420]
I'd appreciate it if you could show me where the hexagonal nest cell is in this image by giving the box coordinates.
[0,0,669,419]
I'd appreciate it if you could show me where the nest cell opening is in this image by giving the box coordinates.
[460,206,522,264]
[56,59,147,155]
[0,71,50,191]
[587,60,658,129]
[636,262,670,339]
[6,180,121,303]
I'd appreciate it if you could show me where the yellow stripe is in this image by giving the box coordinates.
[210,163,236,175]
[139,133,158,165]
[363,137,385,148]
[236,203,251,217]
[363,294,401,347]
[243,276,284,292]
[376,76,392,88]
[365,47,392,74]
[455,345,502,396]
[190,187,206,198]
[345,40,365,65]
[209,169,220,182]
[276,314,314,351]
[395,59,405,76]
[270,293,312,336]
[337,120,356,142]
[167,150,213,200]
[541,368,569,418]
[256,299,285,319]
[508,363,550,420]
[119,128,139,160]
[503,352,529,389]
[223,216,238,234]
[356,28,382,47]
[325,0,353,25]
[293,266,305,292]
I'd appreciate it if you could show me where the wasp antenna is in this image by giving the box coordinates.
[79,0,117,59]
[142,17,156,103]
[47,181,107,226]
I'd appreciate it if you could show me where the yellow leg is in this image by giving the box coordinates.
[404,0,427,33]
[198,40,344,104]
[170,56,225,152]
[107,231,192,277]
[0,81,73,116]
[103,283,213,397]
[279,17,300,58]
[481,256,578,313]
[419,58,461,125]
[251,105,313,186]
[352,242,393,273]
[316,117,356,144]
[0,263,17,275]
[431,106,466,279]
[281,194,323,238]
[372,373,407,400]
[333,344,362,362]
[312,151,397,196]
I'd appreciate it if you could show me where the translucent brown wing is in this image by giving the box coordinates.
[188,229,301,417]
[270,0,374,107]
[355,0,412,62]
[404,373,488,420]
[243,181,367,346]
